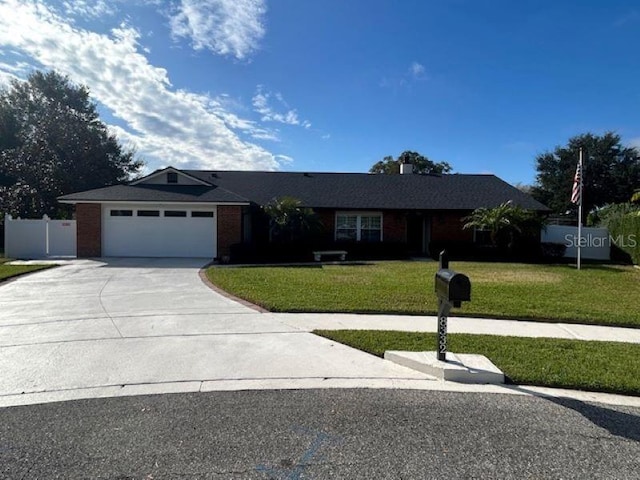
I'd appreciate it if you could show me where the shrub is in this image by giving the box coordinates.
[607,213,640,265]
[540,242,567,259]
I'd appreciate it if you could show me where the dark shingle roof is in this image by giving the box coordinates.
[58,184,249,204]
[59,169,549,211]
[183,171,550,211]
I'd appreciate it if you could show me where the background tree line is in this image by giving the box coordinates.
[0,71,142,220]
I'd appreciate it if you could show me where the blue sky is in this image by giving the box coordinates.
[0,0,639,185]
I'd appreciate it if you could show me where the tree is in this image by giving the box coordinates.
[531,133,640,221]
[463,201,544,251]
[513,182,534,195]
[0,71,142,219]
[588,203,640,228]
[262,196,322,242]
[369,150,452,175]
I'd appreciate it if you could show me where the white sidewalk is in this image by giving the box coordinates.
[273,312,640,344]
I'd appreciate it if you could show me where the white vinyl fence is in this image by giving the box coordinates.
[4,214,76,259]
[541,225,610,261]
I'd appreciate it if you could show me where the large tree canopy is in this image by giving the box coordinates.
[0,71,142,218]
[531,133,640,220]
[369,150,452,175]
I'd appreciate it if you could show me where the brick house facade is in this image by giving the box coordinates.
[59,167,548,260]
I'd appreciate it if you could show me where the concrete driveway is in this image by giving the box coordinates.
[0,258,431,407]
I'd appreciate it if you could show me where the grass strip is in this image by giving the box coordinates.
[0,264,54,283]
[206,262,640,327]
[314,329,640,397]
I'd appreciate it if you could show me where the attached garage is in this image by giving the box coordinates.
[102,204,217,258]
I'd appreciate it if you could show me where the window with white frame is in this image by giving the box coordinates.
[335,213,382,242]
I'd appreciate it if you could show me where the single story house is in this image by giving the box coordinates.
[58,166,549,259]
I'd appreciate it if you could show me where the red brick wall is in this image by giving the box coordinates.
[383,211,406,242]
[217,205,243,258]
[430,211,473,243]
[76,203,101,257]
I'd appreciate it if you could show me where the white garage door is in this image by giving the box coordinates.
[103,205,217,258]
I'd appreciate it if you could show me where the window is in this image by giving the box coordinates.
[360,215,382,242]
[336,213,382,242]
[473,227,492,246]
[192,211,214,218]
[164,210,187,217]
[336,214,358,241]
[167,172,178,184]
[137,210,160,217]
[110,209,132,217]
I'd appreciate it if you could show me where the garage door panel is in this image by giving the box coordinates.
[103,206,217,258]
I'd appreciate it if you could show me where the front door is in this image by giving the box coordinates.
[407,214,430,256]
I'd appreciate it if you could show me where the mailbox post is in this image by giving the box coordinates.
[434,251,471,361]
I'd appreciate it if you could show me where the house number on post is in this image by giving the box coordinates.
[437,306,448,359]
[434,251,471,362]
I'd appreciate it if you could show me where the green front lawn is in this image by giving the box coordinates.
[315,330,640,396]
[206,261,640,327]
[0,258,53,282]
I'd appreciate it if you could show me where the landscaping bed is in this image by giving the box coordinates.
[206,261,640,328]
[315,329,640,397]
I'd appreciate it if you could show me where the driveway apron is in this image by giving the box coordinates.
[0,258,429,406]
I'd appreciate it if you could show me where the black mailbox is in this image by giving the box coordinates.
[434,251,471,361]
[435,269,471,307]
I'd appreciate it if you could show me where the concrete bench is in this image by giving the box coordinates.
[313,250,347,262]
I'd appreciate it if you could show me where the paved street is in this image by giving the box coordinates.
[0,389,639,479]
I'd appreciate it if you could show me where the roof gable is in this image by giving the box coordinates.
[130,167,212,186]
[58,183,250,204]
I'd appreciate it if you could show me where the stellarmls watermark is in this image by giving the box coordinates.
[564,233,637,248]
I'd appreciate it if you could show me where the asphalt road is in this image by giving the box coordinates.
[0,389,639,479]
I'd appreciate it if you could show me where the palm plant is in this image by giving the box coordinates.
[263,196,322,243]
[463,201,544,250]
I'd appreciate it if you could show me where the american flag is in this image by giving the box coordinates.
[571,160,582,205]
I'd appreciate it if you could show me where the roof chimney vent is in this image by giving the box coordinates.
[400,162,414,175]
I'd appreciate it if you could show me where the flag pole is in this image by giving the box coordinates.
[577,148,583,270]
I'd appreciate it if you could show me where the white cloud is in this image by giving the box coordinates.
[59,0,162,20]
[62,0,117,19]
[410,61,426,79]
[0,0,286,171]
[0,58,34,86]
[630,137,640,150]
[252,85,311,129]
[0,69,17,87]
[169,0,266,60]
[275,154,293,164]
[380,61,428,90]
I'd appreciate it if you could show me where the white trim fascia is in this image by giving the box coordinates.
[129,167,212,186]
